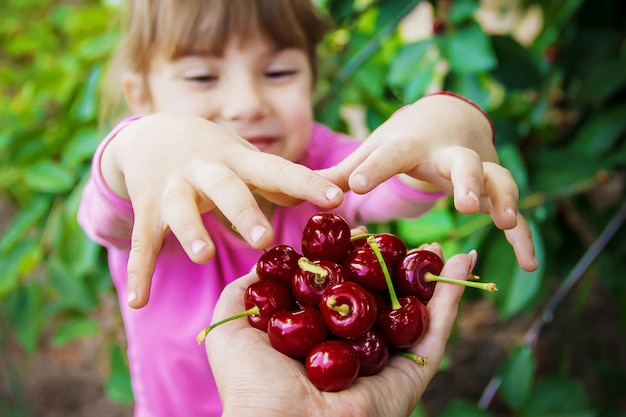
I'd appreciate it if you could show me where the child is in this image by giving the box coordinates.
[78,0,538,416]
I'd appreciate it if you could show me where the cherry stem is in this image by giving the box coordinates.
[397,352,429,366]
[326,297,350,317]
[196,305,260,344]
[350,232,374,241]
[298,256,328,284]
[367,236,401,310]
[424,272,498,292]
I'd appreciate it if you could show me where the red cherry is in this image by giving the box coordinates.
[244,279,296,332]
[305,340,360,392]
[292,258,346,308]
[196,279,295,343]
[256,244,301,285]
[348,330,389,377]
[344,246,388,293]
[394,249,444,303]
[267,307,329,359]
[319,281,377,339]
[301,212,352,262]
[351,233,407,270]
[376,296,429,349]
[432,17,446,35]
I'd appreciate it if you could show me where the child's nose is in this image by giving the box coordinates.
[220,81,268,122]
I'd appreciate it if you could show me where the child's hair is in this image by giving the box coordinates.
[100,0,333,125]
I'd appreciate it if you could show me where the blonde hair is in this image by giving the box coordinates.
[100,0,332,124]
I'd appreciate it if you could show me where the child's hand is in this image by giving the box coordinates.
[101,112,344,308]
[320,94,538,272]
[205,244,472,417]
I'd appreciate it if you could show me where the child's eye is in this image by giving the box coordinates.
[266,70,297,79]
[184,74,218,83]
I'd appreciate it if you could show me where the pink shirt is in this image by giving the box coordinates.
[78,117,442,417]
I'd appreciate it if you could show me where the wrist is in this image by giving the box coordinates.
[423,91,495,144]
[98,115,143,200]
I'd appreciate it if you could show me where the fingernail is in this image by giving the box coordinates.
[191,239,208,255]
[128,291,138,304]
[468,249,478,270]
[467,191,480,204]
[353,174,368,189]
[325,187,341,201]
[506,207,517,218]
[250,225,268,244]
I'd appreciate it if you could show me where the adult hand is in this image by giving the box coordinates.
[319,94,537,272]
[101,112,344,308]
[205,244,473,417]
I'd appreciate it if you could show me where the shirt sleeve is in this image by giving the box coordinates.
[77,115,143,249]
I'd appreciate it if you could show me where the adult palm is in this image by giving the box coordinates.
[205,246,474,417]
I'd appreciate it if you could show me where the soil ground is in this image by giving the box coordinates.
[2,276,625,417]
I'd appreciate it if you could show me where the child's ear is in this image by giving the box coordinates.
[122,71,152,114]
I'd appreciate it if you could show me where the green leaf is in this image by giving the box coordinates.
[498,144,529,192]
[491,35,542,90]
[4,282,45,352]
[529,150,604,194]
[498,345,536,410]
[395,203,455,247]
[444,72,494,110]
[570,104,626,157]
[106,345,134,404]
[522,377,597,417]
[480,219,545,318]
[447,0,479,24]
[0,197,49,253]
[48,255,98,312]
[443,21,497,74]
[438,399,493,417]
[387,40,436,85]
[51,318,100,347]
[23,160,75,193]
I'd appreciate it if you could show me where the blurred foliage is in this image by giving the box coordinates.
[1,0,625,415]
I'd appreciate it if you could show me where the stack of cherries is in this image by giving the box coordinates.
[197,212,496,392]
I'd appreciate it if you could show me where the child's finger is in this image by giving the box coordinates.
[441,147,485,214]
[160,180,216,263]
[188,165,275,250]
[483,162,519,230]
[126,208,164,308]
[504,215,539,272]
[237,151,344,208]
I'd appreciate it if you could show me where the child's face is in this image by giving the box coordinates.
[133,35,315,162]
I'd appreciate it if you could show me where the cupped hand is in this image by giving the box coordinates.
[101,112,344,308]
[205,243,473,417]
[319,94,538,272]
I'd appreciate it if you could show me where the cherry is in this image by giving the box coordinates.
[305,340,360,392]
[367,236,430,349]
[351,233,407,270]
[432,17,446,35]
[319,281,377,339]
[377,295,429,349]
[394,249,444,303]
[244,279,296,332]
[292,257,346,308]
[396,249,497,302]
[301,212,352,262]
[267,307,329,360]
[348,330,389,377]
[344,246,388,293]
[196,279,294,343]
[256,244,301,285]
